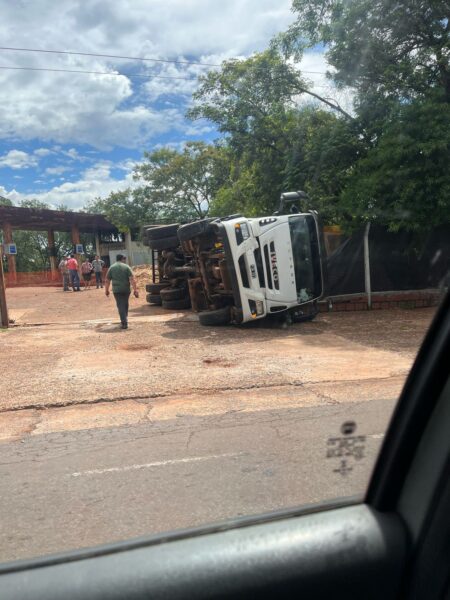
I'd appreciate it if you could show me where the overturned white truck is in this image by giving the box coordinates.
[143,191,326,326]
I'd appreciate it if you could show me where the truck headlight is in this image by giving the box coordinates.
[256,300,264,315]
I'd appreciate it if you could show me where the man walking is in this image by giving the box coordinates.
[105,254,138,329]
[58,256,71,291]
[66,254,81,292]
[92,255,105,289]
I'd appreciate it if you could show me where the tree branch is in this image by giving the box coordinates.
[293,83,355,120]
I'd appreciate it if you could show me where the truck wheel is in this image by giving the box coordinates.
[177,218,215,243]
[198,306,231,326]
[146,282,169,294]
[147,236,180,250]
[161,297,191,310]
[160,287,187,301]
[142,225,159,244]
[146,293,163,305]
[146,224,180,240]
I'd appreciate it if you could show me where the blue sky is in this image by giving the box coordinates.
[0,0,334,210]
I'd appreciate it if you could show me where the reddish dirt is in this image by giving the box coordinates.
[0,285,437,440]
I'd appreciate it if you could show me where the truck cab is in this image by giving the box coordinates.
[177,195,325,325]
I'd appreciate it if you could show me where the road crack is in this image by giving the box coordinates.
[0,373,405,415]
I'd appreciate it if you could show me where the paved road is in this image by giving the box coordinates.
[0,396,393,563]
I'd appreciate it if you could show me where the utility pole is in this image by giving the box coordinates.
[0,246,9,327]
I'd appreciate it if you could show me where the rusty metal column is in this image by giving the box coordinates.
[0,246,9,327]
[47,229,58,281]
[3,222,17,284]
[71,224,81,265]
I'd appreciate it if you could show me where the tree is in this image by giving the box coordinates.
[134,142,227,219]
[89,142,228,231]
[341,99,450,232]
[86,189,160,232]
[189,50,361,220]
[281,0,450,104]
[276,0,450,232]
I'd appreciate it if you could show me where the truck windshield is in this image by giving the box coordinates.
[288,215,322,302]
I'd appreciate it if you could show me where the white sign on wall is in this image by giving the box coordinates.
[3,244,17,255]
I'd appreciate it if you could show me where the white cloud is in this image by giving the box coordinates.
[0,63,184,149]
[34,148,53,157]
[66,148,80,160]
[0,0,294,149]
[45,165,72,175]
[0,150,38,169]
[0,159,138,210]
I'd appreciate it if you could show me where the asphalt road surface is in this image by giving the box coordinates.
[0,395,392,563]
[1,288,435,564]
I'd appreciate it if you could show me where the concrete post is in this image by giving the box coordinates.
[47,229,58,281]
[0,246,9,327]
[125,232,133,266]
[3,222,17,284]
[95,232,101,257]
[364,222,372,309]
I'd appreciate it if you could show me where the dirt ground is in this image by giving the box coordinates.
[0,283,436,447]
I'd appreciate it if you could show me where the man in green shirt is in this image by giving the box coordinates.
[105,254,139,329]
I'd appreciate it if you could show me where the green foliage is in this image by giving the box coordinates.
[272,0,449,231]
[342,99,450,232]
[88,142,227,230]
[135,141,227,219]
[85,189,159,233]
[91,5,448,236]
[190,51,362,221]
[282,0,450,104]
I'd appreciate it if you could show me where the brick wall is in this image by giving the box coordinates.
[319,289,441,312]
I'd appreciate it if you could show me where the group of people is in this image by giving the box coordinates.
[58,255,105,292]
[59,253,138,329]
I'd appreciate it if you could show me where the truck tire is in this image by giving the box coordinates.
[146,224,179,241]
[147,236,180,251]
[177,218,215,243]
[160,286,187,301]
[198,306,231,326]
[161,297,191,310]
[142,225,158,243]
[146,282,169,294]
[146,293,162,305]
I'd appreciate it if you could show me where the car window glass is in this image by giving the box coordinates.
[0,0,447,564]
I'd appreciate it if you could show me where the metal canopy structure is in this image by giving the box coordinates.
[0,205,117,234]
[0,205,118,286]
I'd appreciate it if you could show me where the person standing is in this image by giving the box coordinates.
[66,254,81,292]
[92,255,105,289]
[81,258,93,290]
[58,256,71,292]
[105,254,138,329]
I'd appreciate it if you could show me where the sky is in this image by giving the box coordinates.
[0,0,336,211]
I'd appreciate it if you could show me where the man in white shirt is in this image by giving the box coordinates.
[92,255,105,289]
